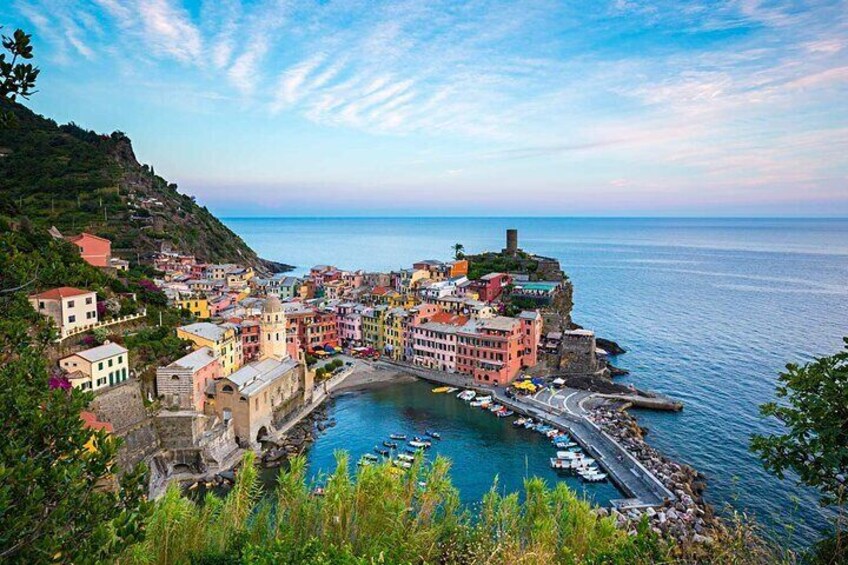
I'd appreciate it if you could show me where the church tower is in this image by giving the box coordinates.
[260,295,288,361]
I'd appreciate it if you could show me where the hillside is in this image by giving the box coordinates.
[0,101,291,274]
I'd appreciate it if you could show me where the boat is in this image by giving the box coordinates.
[523,419,536,429]
[383,440,398,448]
[392,460,412,469]
[408,440,430,449]
[357,458,373,467]
[363,453,379,462]
[582,472,608,482]
[488,403,503,412]
[413,437,432,446]
[513,418,527,427]
[397,454,415,463]
[425,430,441,440]
[545,429,561,438]
[457,390,476,401]
[555,451,583,460]
[404,447,421,454]
[374,447,390,456]
[469,399,486,407]
[390,433,407,440]
[496,410,514,418]
[432,386,451,393]
[445,387,458,393]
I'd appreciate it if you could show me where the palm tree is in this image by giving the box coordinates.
[452,243,465,259]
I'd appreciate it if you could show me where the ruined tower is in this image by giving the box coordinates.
[504,228,519,255]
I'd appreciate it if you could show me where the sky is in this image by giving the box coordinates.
[3,0,848,217]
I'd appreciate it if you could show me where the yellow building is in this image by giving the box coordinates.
[59,342,129,391]
[177,296,210,319]
[383,307,407,360]
[361,306,387,350]
[177,322,239,376]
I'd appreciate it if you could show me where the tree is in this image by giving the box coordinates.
[452,242,464,260]
[0,28,39,127]
[751,338,848,562]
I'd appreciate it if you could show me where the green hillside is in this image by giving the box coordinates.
[0,101,290,273]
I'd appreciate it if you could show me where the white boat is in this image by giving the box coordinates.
[408,440,430,449]
[583,473,607,482]
[457,390,476,401]
[496,410,514,418]
[392,460,412,469]
[488,403,503,412]
[469,399,486,407]
[397,454,415,463]
[445,387,458,393]
[513,418,527,426]
[556,451,582,460]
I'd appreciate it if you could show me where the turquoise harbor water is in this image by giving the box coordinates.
[225,217,848,544]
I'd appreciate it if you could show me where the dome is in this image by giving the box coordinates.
[263,295,283,314]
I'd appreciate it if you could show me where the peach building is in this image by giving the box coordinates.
[456,315,538,386]
[67,232,112,267]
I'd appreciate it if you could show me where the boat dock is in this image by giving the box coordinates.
[375,359,675,508]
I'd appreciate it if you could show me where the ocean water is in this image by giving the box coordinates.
[225,217,848,544]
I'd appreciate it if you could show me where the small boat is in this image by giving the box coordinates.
[425,430,441,440]
[457,390,476,401]
[488,403,503,412]
[445,387,458,393]
[432,386,451,393]
[374,447,390,456]
[469,399,486,407]
[413,437,432,446]
[403,447,421,454]
[363,453,379,462]
[408,440,430,449]
[312,486,325,496]
[390,433,407,440]
[513,417,527,427]
[358,458,373,467]
[556,451,583,460]
[383,440,398,448]
[496,410,514,418]
[545,429,561,438]
[392,459,412,469]
[397,454,415,463]
[582,472,608,482]
[523,419,537,429]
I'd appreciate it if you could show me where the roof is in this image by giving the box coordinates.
[466,316,519,333]
[178,322,230,342]
[415,259,444,266]
[429,311,469,325]
[30,287,93,300]
[518,310,542,320]
[80,411,114,433]
[263,295,283,314]
[226,357,299,396]
[164,347,217,372]
[372,286,389,296]
[480,272,507,281]
[65,342,127,363]
[67,232,110,244]
[416,321,461,334]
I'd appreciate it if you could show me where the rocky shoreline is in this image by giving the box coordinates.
[261,404,333,468]
[589,405,717,545]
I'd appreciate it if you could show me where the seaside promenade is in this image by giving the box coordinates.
[375,359,675,509]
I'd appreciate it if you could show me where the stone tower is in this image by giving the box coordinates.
[504,228,518,255]
[260,295,288,361]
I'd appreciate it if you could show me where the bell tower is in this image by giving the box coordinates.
[260,295,288,361]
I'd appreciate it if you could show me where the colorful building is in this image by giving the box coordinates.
[177,322,239,376]
[469,272,512,302]
[361,305,387,350]
[67,232,111,267]
[60,342,129,391]
[178,296,210,319]
[156,346,221,411]
[456,315,533,386]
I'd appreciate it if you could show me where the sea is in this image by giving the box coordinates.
[223,217,848,545]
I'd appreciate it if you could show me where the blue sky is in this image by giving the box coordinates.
[3,1,848,216]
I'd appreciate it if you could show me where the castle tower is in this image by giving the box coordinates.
[260,295,288,361]
[504,228,518,255]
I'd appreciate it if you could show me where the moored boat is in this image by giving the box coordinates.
[383,440,398,448]
[408,440,430,449]
[496,410,514,418]
[488,403,503,412]
[374,447,390,456]
[397,454,415,463]
[432,386,451,393]
[445,387,458,393]
[513,417,527,426]
[425,430,441,440]
[392,459,412,469]
[390,433,407,440]
[457,390,476,401]
[363,453,379,462]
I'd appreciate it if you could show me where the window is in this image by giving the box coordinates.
[68,300,75,308]
[68,315,76,323]
[98,362,103,371]
[108,359,113,367]
[118,355,122,364]
[222,384,234,393]
[39,301,45,309]
[171,374,181,380]
[85,297,93,305]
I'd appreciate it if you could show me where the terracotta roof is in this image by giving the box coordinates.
[372,285,388,296]
[67,232,111,243]
[30,287,93,300]
[429,312,469,326]
[80,411,114,433]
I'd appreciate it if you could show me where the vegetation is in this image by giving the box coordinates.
[453,242,465,260]
[0,27,39,127]
[117,451,669,564]
[466,250,540,281]
[751,338,848,563]
[0,229,151,562]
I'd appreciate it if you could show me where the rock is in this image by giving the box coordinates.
[692,534,714,545]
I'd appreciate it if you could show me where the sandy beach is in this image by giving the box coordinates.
[331,361,417,394]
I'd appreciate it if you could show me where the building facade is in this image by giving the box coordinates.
[29,287,98,336]
[156,346,221,411]
[60,342,129,391]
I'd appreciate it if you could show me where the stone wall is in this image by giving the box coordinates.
[559,330,599,375]
[89,380,160,472]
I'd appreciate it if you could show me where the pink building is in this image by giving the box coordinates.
[518,310,543,368]
[156,346,221,411]
[410,311,468,372]
[335,302,364,345]
[469,272,512,302]
[67,232,111,267]
[456,316,526,386]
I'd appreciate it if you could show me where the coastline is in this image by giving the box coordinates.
[329,363,417,394]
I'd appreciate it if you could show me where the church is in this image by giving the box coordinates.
[211,296,311,447]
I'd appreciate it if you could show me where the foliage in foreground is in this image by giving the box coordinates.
[120,451,668,565]
[751,338,848,564]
